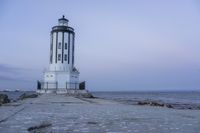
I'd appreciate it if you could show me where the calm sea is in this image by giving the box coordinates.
[92,91,200,105]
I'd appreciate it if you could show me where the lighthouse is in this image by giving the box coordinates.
[37,16,85,94]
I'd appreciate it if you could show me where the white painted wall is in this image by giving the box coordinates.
[43,18,79,90]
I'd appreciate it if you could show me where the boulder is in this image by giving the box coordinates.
[0,94,10,105]
[27,122,52,132]
[19,93,38,100]
[82,93,95,98]
[72,92,95,98]
[137,100,173,108]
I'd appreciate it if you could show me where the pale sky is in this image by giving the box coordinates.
[0,0,200,91]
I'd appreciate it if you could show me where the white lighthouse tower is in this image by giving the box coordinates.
[37,16,85,94]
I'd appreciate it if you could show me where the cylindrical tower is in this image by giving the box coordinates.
[41,16,79,91]
[49,15,75,71]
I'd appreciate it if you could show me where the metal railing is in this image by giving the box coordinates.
[37,81,85,90]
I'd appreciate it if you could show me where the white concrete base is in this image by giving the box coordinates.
[43,70,79,89]
[36,89,89,95]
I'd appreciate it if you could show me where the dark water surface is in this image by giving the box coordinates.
[93,91,200,104]
[92,91,200,109]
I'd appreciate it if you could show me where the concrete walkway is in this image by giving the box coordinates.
[0,94,200,133]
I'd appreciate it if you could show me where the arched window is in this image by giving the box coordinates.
[65,43,67,49]
[64,54,67,61]
[58,42,61,49]
[58,54,61,61]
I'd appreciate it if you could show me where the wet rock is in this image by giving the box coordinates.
[87,121,98,125]
[19,93,38,100]
[137,100,173,108]
[72,92,95,98]
[27,122,52,132]
[82,93,95,98]
[137,100,200,110]
[172,103,200,110]
[0,94,10,105]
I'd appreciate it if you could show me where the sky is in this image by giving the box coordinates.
[0,0,200,91]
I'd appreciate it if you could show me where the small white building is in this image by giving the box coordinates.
[37,16,85,94]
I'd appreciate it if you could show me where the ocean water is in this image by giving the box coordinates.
[92,91,200,109]
[92,91,200,104]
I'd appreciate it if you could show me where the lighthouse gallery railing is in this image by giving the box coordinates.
[37,81,85,90]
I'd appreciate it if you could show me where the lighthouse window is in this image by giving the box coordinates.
[58,54,61,61]
[65,43,67,49]
[58,42,61,49]
[64,54,67,61]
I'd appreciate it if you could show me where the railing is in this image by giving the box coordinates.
[52,26,74,31]
[37,81,85,90]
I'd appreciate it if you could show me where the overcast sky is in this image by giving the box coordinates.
[0,0,200,91]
